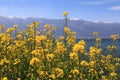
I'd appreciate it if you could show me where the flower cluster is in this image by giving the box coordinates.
[0,12,120,80]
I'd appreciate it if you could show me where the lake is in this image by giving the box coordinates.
[77,38,120,57]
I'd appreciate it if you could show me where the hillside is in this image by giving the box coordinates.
[0,16,120,38]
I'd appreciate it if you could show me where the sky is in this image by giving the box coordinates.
[0,0,120,23]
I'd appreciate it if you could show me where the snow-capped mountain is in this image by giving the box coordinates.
[0,16,120,38]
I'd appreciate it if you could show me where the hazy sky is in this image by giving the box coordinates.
[0,0,120,23]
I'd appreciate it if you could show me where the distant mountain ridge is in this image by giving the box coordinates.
[0,16,120,38]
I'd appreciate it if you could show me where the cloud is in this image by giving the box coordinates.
[108,6,120,10]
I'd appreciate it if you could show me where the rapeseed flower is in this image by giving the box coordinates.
[31,49,40,55]
[2,77,8,80]
[0,17,120,80]
[64,27,70,33]
[0,59,4,65]
[44,24,50,29]
[80,60,89,66]
[70,69,80,75]
[72,40,86,53]
[46,53,55,62]
[51,68,64,78]
[6,27,14,33]
[110,34,119,41]
[96,38,101,42]
[69,52,78,60]
[63,11,68,16]
[93,31,98,36]
[110,72,117,77]
[35,35,46,43]
[55,42,66,53]
[30,57,40,66]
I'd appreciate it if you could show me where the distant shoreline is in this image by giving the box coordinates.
[77,38,120,40]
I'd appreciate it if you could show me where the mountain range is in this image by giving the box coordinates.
[0,16,120,38]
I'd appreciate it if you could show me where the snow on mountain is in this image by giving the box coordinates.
[0,16,120,38]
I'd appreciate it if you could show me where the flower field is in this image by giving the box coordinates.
[0,12,120,80]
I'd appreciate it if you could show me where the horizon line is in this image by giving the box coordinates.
[0,15,120,24]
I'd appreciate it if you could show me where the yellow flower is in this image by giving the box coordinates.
[0,24,4,29]
[6,27,14,33]
[107,45,111,50]
[68,75,72,78]
[102,76,107,80]
[35,21,40,27]
[31,49,40,55]
[30,57,40,66]
[64,27,70,33]
[59,36,64,40]
[1,58,10,65]
[112,45,117,50]
[96,48,102,54]
[70,69,80,75]
[17,78,21,80]
[106,55,112,59]
[89,61,96,67]
[45,40,53,49]
[2,77,8,80]
[73,44,83,53]
[46,30,51,36]
[35,35,46,43]
[37,70,48,76]
[67,36,76,45]
[13,24,18,30]
[51,68,64,78]
[96,38,101,42]
[14,41,26,47]
[52,26,56,30]
[71,31,76,35]
[99,69,104,74]
[55,42,66,53]
[69,52,78,60]
[3,58,10,64]
[78,40,86,46]
[93,31,98,36]
[110,34,119,41]
[72,40,86,53]
[63,11,68,16]
[110,72,117,77]
[0,59,4,65]
[49,74,56,79]
[89,46,102,54]
[46,53,55,62]
[55,68,64,78]
[31,22,40,27]
[107,45,117,51]
[80,60,89,66]
[44,24,50,29]
[14,59,21,65]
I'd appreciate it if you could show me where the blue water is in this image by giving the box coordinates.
[77,39,120,57]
